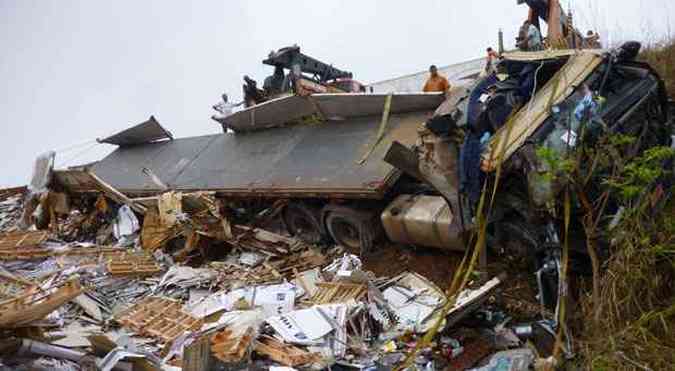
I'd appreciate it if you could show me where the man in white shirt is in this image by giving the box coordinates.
[212,93,244,120]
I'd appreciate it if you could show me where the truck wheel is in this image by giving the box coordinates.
[283,203,323,244]
[325,208,376,255]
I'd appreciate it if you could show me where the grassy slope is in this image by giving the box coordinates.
[576,40,675,370]
[640,38,675,97]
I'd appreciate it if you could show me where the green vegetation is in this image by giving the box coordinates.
[640,38,675,97]
[575,39,674,369]
[530,39,675,369]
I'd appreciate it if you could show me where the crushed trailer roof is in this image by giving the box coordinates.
[90,111,429,197]
[215,92,444,132]
[98,116,173,146]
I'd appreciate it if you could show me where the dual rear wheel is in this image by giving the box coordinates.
[282,203,377,254]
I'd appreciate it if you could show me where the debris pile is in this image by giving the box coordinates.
[0,187,27,233]
[1,7,671,368]
[0,180,556,370]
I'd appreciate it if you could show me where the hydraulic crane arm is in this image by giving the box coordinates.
[262,45,353,83]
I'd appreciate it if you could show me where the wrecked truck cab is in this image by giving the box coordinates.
[481,47,670,218]
[382,46,671,313]
[391,47,671,258]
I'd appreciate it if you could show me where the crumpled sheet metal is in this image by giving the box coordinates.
[218,92,443,132]
[98,115,173,146]
[378,271,446,333]
[156,266,216,290]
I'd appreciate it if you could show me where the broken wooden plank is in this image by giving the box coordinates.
[86,171,146,215]
[0,231,49,250]
[254,335,321,367]
[311,282,366,304]
[183,334,211,371]
[72,293,103,321]
[0,246,126,261]
[210,327,253,364]
[445,273,507,328]
[0,278,83,328]
[141,208,181,251]
[105,252,161,277]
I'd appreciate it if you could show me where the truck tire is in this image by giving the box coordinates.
[282,203,323,244]
[324,207,376,255]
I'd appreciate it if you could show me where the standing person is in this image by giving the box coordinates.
[526,21,543,51]
[211,93,243,120]
[263,65,286,96]
[584,30,601,49]
[423,65,450,93]
[485,47,499,74]
[517,20,531,50]
[242,76,266,107]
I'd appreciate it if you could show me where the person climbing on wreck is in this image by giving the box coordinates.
[485,47,499,74]
[422,65,450,93]
[211,93,244,120]
[526,20,543,50]
[517,20,543,51]
[584,30,602,49]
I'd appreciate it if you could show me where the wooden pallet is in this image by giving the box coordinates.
[0,231,49,250]
[106,253,161,276]
[116,297,203,343]
[212,248,327,289]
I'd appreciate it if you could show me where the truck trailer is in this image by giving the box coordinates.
[53,47,671,262]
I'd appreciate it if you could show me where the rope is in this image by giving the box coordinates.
[553,187,572,361]
[53,125,123,167]
[358,93,393,165]
[55,141,101,167]
[525,61,546,121]
[52,139,97,154]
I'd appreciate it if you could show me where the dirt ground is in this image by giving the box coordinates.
[362,243,463,287]
[363,242,543,321]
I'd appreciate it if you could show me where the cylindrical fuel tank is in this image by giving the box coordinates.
[381,194,465,251]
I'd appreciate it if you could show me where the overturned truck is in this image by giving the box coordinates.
[54,92,468,254]
[53,47,672,261]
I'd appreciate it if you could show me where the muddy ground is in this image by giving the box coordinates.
[362,243,543,321]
